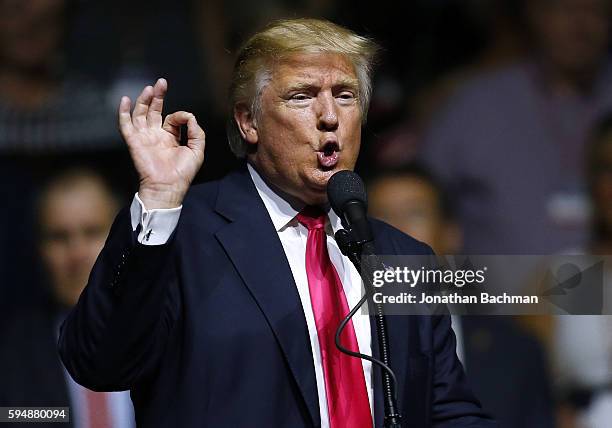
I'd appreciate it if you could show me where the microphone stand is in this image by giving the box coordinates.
[335,228,403,428]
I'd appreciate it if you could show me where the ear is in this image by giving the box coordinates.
[234,103,258,145]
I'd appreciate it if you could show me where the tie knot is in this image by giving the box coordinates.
[296,206,327,230]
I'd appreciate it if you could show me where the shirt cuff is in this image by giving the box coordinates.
[129,193,182,245]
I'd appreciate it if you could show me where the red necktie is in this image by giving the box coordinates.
[83,388,111,428]
[297,207,372,428]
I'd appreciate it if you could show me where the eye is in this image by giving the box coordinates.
[336,91,356,102]
[290,93,311,101]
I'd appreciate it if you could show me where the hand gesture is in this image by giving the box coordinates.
[119,78,205,209]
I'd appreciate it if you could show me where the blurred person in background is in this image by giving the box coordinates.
[368,164,556,428]
[0,168,135,428]
[0,0,138,326]
[421,0,612,254]
[367,165,460,257]
[370,0,528,168]
[0,0,117,151]
[553,114,612,428]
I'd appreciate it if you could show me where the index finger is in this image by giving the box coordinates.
[147,78,167,128]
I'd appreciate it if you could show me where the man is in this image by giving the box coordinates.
[0,168,134,427]
[59,19,494,427]
[368,165,555,428]
[0,0,117,151]
[422,0,612,254]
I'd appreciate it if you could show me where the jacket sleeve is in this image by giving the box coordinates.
[58,206,181,391]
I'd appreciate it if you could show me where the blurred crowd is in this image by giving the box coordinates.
[1,0,611,427]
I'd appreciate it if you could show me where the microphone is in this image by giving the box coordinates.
[327,170,374,253]
[327,170,403,428]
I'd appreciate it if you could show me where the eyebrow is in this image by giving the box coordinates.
[284,79,360,93]
[336,78,360,91]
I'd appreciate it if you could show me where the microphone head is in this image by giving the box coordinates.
[327,170,367,217]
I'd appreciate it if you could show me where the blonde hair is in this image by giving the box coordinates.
[227,18,379,158]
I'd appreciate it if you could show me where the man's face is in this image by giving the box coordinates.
[530,0,610,77]
[39,177,117,307]
[245,52,363,205]
[0,0,65,71]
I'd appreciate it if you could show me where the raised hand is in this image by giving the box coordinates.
[119,78,205,209]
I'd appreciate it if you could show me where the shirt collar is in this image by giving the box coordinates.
[247,163,343,234]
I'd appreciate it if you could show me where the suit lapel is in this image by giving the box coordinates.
[213,167,321,427]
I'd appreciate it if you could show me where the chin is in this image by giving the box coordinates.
[312,167,341,184]
[298,166,349,205]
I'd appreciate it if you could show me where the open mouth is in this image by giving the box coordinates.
[317,141,340,169]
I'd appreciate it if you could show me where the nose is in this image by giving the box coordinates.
[316,93,339,132]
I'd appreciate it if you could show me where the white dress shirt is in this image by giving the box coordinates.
[129,164,374,427]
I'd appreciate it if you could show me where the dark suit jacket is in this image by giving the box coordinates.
[460,317,554,428]
[0,302,73,428]
[59,166,495,427]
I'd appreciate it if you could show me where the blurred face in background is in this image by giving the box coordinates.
[369,175,460,255]
[0,0,66,71]
[38,173,118,308]
[529,0,610,80]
